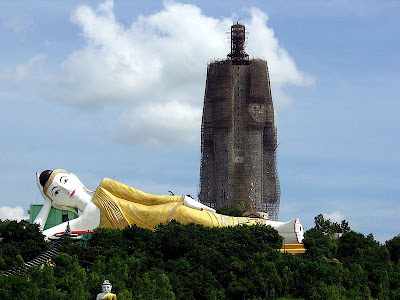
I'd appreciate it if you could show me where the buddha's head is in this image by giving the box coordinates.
[102,280,112,293]
[38,169,92,214]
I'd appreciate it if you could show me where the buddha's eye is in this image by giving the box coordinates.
[55,190,60,196]
[60,176,68,185]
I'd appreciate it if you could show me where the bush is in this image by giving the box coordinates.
[1,218,400,299]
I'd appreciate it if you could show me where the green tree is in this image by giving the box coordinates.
[338,231,391,299]
[303,228,335,259]
[2,217,400,299]
[0,220,47,270]
[53,253,90,299]
[313,214,350,235]
[386,234,400,263]
[134,269,175,300]
[215,206,244,217]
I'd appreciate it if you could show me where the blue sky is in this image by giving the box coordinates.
[0,0,399,242]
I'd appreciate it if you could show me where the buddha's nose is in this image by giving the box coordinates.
[59,185,70,193]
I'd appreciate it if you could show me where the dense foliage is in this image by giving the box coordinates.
[0,220,48,271]
[215,201,245,217]
[0,217,399,299]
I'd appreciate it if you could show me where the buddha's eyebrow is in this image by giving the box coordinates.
[59,176,66,183]
[51,187,58,192]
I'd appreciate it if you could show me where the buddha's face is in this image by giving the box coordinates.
[102,284,112,293]
[46,172,86,206]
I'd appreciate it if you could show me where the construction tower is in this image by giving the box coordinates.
[199,22,280,220]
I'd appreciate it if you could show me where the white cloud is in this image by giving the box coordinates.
[0,206,28,221]
[15,54,47,81]
[47,0,312,145]
[3,16,33,34]
[118,101,202,146]
[246,8,314,107]
[323,210,344,223]
[0,54,46,83]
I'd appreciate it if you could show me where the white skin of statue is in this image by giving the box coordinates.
[34,171,216,238]
[34,171,304,243]
[96,284,112,300]
[34,172,101,238]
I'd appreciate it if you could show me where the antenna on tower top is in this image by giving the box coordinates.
[227,21,249,65]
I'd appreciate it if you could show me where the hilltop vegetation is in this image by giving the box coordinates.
[0,216,399,299]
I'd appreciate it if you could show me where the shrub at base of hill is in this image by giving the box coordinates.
[386,235,400,263]
[303,228,336,260]
[302,215,394,300]
[337,230,391,299]
[86,222,283,300]
[1,218,400,299]
[0,220,47,271]
[215,205,244,217]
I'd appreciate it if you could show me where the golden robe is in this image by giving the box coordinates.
[92,178,268,230]
[100,293,117,300]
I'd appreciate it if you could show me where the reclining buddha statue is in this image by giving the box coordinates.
[34,169,304,243]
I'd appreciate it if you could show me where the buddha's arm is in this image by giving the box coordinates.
[42,217,81,238]
[99,179,215,213]
[33,198,52,231]
[99,178,184,205]
[33,172,52,231]
[42,205,100,238]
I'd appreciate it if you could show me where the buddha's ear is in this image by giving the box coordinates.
[52,203,79,216]
[69,173,95,193]
[36,172,52,202]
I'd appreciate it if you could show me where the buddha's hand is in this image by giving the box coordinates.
[183,196,216,212]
